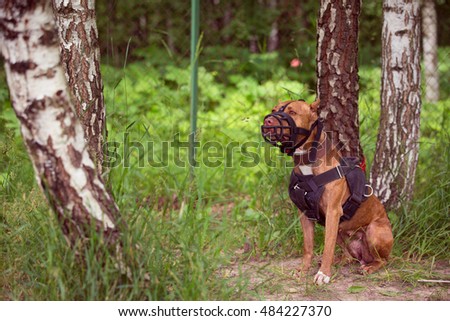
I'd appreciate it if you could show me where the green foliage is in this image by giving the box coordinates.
[101,52,313,199]
[390,174,450,261]
[1,189,239,300]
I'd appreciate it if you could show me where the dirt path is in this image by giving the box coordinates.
[224,258,449,300]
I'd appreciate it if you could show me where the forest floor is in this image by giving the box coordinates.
[223,257,450,301]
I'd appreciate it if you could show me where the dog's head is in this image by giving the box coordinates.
[261,99,321,154]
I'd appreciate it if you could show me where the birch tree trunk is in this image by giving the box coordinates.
[316,0,363,161]
[422,0,439,102]
[52,0,106,172]
[370,0,422,210]
[0,0,120,245]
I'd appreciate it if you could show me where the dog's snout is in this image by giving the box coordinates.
[264,117,274,126]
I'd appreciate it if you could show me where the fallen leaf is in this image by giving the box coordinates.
[347,285,366,293]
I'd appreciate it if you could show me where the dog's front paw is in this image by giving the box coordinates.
[314,270,331,285]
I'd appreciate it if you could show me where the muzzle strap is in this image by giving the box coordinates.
[283,118,322,157]
[307,119,324,162]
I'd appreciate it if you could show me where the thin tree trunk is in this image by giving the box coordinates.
[52,0,106,173]
[267,0,279,52]
[249,35,259,53]
[422,0,439,102]
[370,0,421,210]
[316,0,363,161]
[0,0,120,245]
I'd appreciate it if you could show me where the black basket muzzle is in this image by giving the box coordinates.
[261,111,314,154]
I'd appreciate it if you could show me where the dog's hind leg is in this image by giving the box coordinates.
[361,218,393,274]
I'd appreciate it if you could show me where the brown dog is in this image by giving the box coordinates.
[261,99,393,285]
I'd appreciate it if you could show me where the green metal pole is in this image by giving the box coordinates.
[189,0,200,178]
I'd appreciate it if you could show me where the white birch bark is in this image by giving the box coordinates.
[52,0,106,172]
[370,0,422,210]
[0,0,119,244]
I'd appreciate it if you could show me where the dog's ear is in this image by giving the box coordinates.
[310,99,320,112]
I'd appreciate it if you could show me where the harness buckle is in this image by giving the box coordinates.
[364,184,374,197]
[294,183,308,196]
[335,166,344,179]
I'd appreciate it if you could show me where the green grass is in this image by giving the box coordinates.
[1,48,449,300]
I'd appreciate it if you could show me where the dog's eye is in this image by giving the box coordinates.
[289,111,297,116]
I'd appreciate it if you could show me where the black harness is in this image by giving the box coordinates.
[288,157,370,226]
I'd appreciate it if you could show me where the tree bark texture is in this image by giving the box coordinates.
[370,0,421,210]
[422,0,439,102]
[316,0,363,161]
[0,0,120,245]
[52,0,106,172]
